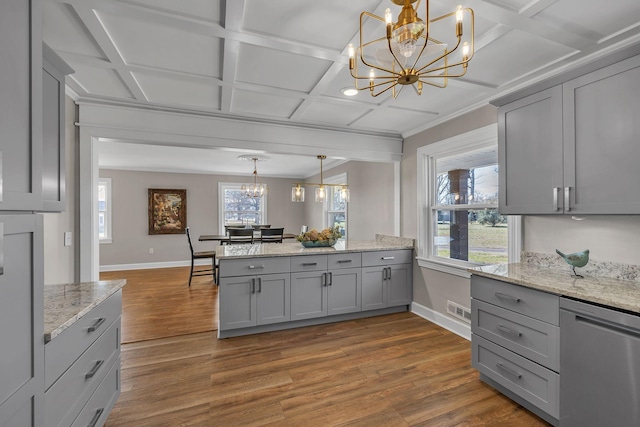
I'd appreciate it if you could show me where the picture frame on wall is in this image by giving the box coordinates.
[148,188,187,235]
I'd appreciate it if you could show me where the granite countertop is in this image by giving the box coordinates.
[216,235,414,260]
[44,280,127,343]
[470,263,640,314]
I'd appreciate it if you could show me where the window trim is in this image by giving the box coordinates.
[323,172,348,240]
[218,182,268,233]
[416,125,521,278]
[98,177,112,244]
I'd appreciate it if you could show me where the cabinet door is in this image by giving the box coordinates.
[387,264,412,307]
[563,55,640,214]
[498,86,564,214]
[0,0,43,211]
[218,276,256,330]
[256,273,290,326]
[361,267,386,311]
[291,271,327,321]
[327,267,361,316]
[0,215,44,427]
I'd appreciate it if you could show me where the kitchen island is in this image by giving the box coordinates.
[216,235,414,338]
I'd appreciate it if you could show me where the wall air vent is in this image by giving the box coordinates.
[447,300,471,324]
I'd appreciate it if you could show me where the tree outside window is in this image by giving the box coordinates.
[219,183,267,231]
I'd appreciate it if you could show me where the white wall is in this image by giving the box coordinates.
[43,96,78,285]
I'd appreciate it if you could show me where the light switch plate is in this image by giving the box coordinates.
[64,231,72,247]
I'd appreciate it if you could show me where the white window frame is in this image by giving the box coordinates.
[323,173,348,240]
[416,125,521,278]
[98,178,112,244]
[218,182,268,233]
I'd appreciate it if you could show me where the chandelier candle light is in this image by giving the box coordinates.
[291,155,350,203]
[348,0,474,98]
[239,155,268,198]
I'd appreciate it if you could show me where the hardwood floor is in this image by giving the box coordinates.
[102,267,550,426]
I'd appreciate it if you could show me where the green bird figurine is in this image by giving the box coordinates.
[556,249,589,278]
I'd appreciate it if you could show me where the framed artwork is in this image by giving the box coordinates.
[148,189,187,235]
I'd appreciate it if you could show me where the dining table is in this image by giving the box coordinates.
[198,233,298,243]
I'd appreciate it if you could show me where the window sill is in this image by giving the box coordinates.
[100,238,112,245]
[416,256,477,279]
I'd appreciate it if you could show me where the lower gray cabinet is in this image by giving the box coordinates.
[361,250,412,311]
[219,273,290,330]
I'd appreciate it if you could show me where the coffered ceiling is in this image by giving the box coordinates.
[43,0,640,175]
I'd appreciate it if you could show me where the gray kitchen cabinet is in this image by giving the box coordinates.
[0,0,43,212]
[0,215,44,427]
[496,52,640,215]
[42,43,73,212]
[218,257,291,331]
[361,250,412,311]
[471,275,559,425]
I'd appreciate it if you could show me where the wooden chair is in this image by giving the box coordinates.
[227,228,254,244]
[224,225,245,235]
[251,224,271,230]
[260,227,284,243]
[186,227,216,286]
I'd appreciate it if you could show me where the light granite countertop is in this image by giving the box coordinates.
[44,280,126,343]
[470,263,640,314]
[216,237,414,260]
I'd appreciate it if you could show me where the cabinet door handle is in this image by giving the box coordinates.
[497,324,522,338]
[328,272,332,286]
[87,408,104,427]
[553,187,560,211]
[251,278,255,294]
[381,256,395,260]
[87,317,106,333]
[257,277,262,293]
[248,265,265,269]
[494,292,521,303]
[382,268,387,280]
[85,360,104,379]
[302,262,317,266]
[564,186,571,212]
[337,259,352,264]
[387,267,392,280]
[496,362,522,379]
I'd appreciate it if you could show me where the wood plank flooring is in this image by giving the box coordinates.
[102,267,550,426]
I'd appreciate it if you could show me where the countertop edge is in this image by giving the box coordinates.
[216,241,414,260]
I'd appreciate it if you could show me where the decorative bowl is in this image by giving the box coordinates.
[300,240,336,248]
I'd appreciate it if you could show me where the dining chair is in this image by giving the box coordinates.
[251,224,271,230]
[186,227,217,286]
[225,225,245,235]
[260,227,284,243]
[227,228,254,244]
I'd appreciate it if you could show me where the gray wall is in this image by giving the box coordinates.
[403,104,640,322]
[99,169,306,267]
[43,96,78,285]
[303,160,396,241]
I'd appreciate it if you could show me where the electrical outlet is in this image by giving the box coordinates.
[64,231,72,247]
[149,248,154,254]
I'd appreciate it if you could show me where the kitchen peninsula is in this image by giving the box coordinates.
[217,235,414,338]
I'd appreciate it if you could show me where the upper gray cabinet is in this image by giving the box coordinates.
[495,48,640,215]
[42,43,73,212]
[0,0,43,211]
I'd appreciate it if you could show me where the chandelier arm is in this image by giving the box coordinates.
[370,82,400,97]
[420,65,468,79]
[385,34,409,73]
[416,36,461,74]
[417,79,447,88]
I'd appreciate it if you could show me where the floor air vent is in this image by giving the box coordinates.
[447,300,471,324]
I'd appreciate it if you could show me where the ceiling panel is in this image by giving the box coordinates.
[120,0,223,23]
[133,72,220,110]
[43,2,106,59]
[298,101,372,127]
[351,107,436,133]
[390,83,486,113]
[68,63,133,99]
[231,90,302,119]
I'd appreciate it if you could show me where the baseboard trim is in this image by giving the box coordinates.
[100,260,211,272]
[411,301,471,341]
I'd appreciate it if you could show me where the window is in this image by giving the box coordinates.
[98,178,112,243]
[417,125,520,277]
[324,173,347,239]
[218,183,267,232]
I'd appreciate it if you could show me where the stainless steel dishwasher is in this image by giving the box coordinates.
[560,297,640,426]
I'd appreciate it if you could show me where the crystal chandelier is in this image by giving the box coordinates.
[291,155,350,203]
[348,0,474,98]
[239,155,268,198]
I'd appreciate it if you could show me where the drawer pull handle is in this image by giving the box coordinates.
[87,408,104,427]
[381,256,395,260]
[87,317,106,333]
[85,360,104,379]
[337,259,352,263]
[496,362,522,379]
[302,262,317,266]
[248,265,265,269]
[494,292,520,303]
[497,324,522,337]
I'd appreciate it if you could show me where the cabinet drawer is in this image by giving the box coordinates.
[328,252,361,269]
[472,334,559,419]
[45,290,122,390]
[290,255,328,272]
[70,356,121,427]
[220,256,290,277]
[471,276,559,325]
[362,249,412,267]
[472,299,559,371]
[45,319,120,427]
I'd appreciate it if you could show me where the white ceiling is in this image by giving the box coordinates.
[43,0,640,177]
